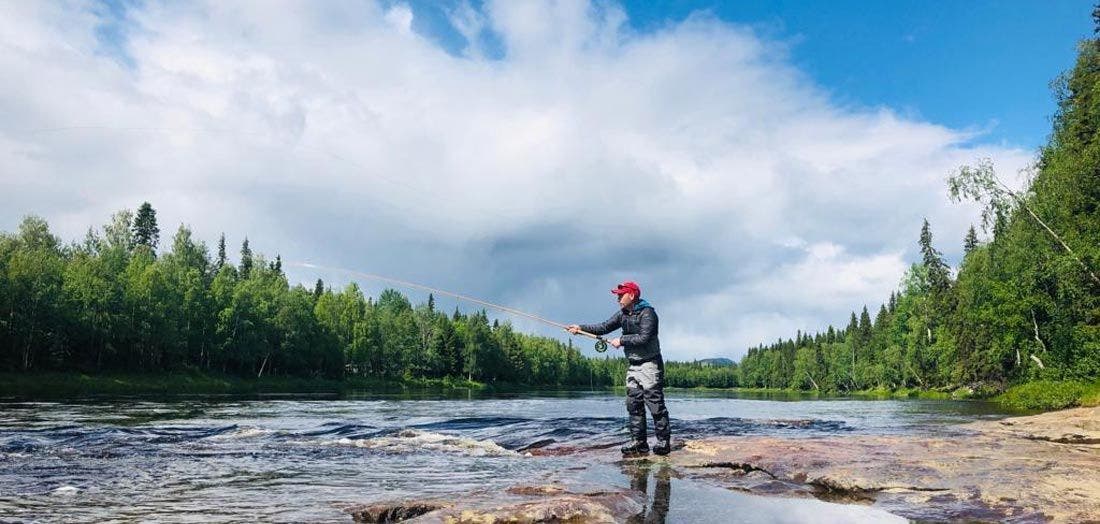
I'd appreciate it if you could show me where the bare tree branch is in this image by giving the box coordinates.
[949,159,1099,285]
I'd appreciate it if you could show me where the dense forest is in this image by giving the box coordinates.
[739,23,1100,394]
[0,203,736,388]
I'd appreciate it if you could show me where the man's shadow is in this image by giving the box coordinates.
[623,462,671,524]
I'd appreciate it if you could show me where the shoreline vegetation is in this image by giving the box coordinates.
[4,371,1097,411]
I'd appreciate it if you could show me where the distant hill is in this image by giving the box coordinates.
[697,358,735,367]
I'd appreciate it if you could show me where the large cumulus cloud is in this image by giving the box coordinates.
[0,0,1033,359]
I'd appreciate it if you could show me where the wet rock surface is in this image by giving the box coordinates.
[344,407,1099,523]
[973,405,1100,445]
[348,500,452,523]
[671,406,1100,522]
[347,487,643,523]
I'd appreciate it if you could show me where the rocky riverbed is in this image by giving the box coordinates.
[349,406,1100,523]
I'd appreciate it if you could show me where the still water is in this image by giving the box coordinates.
[0,389,1013,522]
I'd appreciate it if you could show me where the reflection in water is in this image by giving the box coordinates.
[625,463,671,524]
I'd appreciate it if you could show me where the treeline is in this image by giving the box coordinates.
[739,23,1100,392]
[0,205,738,388]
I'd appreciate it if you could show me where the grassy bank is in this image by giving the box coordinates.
[995,380,1100,411]
[672,386,956,400]
[0,372,486,398]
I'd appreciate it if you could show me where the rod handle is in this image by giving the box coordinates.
[565,328,605,341]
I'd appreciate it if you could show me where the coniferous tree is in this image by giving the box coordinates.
[858,306,873,345]
[963,225,979,254]
[239,238,253,279]
[919,219,951,292]
[313,278,324,301]
[216,233,227,269]
[132,202,160,251]
[875,304,889,330]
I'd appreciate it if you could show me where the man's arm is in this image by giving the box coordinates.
[578,311,622,336]
[619,308,657,347]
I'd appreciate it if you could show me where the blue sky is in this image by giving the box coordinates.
[1,1,1084,358]
[402,0,1093,149]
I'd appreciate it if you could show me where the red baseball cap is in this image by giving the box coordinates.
[611,281,641,297]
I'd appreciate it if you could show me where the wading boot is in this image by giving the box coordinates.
[652,439,671,456]
[622,414,649,456]
[621,439,649,456]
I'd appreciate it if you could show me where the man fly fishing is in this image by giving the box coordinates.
[569,281,672,456]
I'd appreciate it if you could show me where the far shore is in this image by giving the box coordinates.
[3,372,1097,412]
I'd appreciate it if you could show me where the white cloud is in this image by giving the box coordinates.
[385,4,414,35]
[0,0,1034,360]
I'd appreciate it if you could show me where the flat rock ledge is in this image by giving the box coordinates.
[346,486,643,523]
[671,406,1100,522]
[344,407,1099,523]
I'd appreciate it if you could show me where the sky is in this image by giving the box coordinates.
[0,0,1092,361]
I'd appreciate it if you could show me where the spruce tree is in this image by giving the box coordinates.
[216,233,227,268]
[239,238,253,279]
[875,304,889,328]
[964,225,979,254]
[858,306,873,345]
[919,218,951,292]
[846,312,859,337]
[313,278,324,300]
[132,202,159,251]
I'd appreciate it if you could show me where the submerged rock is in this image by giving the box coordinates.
[345,487,642,523]
[347,500,451,523]
[671,406,1100,522]
[436,492,641,523]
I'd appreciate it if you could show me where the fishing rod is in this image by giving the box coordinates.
[289,262,610,352]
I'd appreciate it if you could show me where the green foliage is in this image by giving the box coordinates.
[665,360,738,388]
[737,18,1100,407]
[132,202,159,251]
[997,381,1088,411]
[0,207,737,389]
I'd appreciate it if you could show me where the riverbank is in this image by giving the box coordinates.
[996,379,1100,410]
[4,372,1099,412]
[681,381,1100,411]
[0,372,487,398]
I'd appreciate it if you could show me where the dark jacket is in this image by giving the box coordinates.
[580,299,661,364]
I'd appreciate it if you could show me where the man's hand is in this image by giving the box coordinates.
[610,337,622,348]
[567,324,581,335]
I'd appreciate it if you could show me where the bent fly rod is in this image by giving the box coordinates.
[290,262,610,352]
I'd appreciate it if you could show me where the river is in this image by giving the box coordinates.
[0,389,1015,522]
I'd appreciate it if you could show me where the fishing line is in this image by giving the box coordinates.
[290,261,609,352]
